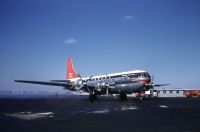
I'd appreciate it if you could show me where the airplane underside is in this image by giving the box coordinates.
[80,83,146,102]
[87,92,144,102]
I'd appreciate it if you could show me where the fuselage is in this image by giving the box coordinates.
[69,70,151,95]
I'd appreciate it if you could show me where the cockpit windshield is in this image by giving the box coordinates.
[143,72,151,77]
[128,72,150,78]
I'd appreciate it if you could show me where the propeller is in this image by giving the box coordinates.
[74,74,93,91]
[149,74,169,88]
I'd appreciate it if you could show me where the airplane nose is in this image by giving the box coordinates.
[143,77,151,86]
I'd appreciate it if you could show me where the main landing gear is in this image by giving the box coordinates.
[139,96,143,101]
[89,93,97,102]
[136,92,144,101]
[120,93,127,101]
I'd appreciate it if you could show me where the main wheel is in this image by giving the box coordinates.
[89,94,97,102]
[120,93,127,101]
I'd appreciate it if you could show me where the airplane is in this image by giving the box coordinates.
[15,58,168,102]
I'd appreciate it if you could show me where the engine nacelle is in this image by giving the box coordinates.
[72,79,85,90]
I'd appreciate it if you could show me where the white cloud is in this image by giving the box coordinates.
[64,38,78,44]
[124,15,136,20]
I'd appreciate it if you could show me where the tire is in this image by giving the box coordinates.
[120,93,127,101]
[89,94,97,102]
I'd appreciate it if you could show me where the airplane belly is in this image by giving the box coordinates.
[110,83,144,94]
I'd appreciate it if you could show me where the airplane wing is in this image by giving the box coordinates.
[15,80,72,88]
[50,80,68,82]
[153,84,170,87]
[15,80,95,92]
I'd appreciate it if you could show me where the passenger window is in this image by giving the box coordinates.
[135,73,140,78]
[141,73,144,77]
[129,74,135,78]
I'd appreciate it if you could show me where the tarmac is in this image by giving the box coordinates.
[0,96,200,132]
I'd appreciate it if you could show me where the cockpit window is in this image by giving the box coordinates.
[144,72,151,77]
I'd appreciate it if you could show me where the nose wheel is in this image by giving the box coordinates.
[139,96,143,101]
[137,92,144,101]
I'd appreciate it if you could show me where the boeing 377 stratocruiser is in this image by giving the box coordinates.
[15,58,168,102]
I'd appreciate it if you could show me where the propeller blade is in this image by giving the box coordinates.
[86,75,93,82]
[78,84,86,90]
[77,74,82,80]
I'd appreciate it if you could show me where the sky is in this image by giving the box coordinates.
[0,0,200,92]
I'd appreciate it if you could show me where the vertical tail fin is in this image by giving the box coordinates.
[66,57,79,79]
